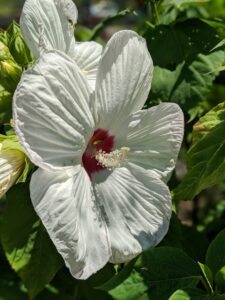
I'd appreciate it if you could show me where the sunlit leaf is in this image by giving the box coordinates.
[144,19,225,117]
[215,266,225,294]
[1,183,63,299]
[198,262,213,294]
[100,247,202,300]
[174,103,225,200]
[169,288,225,299]
[192,102,225,143]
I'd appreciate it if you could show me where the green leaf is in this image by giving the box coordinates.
[169,289,190,300]
[19,226,63,299]
[158,0,210,25]
[145,19,221,69]
[144,19,225,116]
[169,288,225,299]
[180,226,209,262]
[198,262,214,294]
[1,183,63,299]
[160,213,209,261]
[166,0,209,7]
[211,39,225,52]
[169,288,206,299]
[100,247,202,300]
[88,9,136,41]
[201,19,225,40]
[77,264,115,300]
[159,212,184,249]
[1,184,37,271]
[151,51,224,115]
[215,266,225,294]
[206,229,225,276]
[192,102,225,144]
[202,0,225,20]
[174,106,225,200]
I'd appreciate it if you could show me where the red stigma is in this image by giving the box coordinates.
[82,128,114,179]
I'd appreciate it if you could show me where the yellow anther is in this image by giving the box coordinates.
[93,140,102,145]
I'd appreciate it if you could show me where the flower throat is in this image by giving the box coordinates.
[82,128,129,179]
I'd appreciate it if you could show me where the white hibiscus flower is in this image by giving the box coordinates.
[20,0,102,90]
[13,30,184,279]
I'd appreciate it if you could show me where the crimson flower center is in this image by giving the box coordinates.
[82,128,114,179]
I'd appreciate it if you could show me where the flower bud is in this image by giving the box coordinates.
[7,22,33,66]
[0,134,27,199]
[0,149,25,199]
[0,31,9,46]
[0,59,22,92]
[0,86,12,124]
[0,42,11,60]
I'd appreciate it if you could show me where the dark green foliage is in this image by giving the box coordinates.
[100,247,202,300]
[144,19,225,117]
[174,103,225,200]
[0,1,225,299]
[1,183,63,299]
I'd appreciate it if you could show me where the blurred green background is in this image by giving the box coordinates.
[0,0,146,30]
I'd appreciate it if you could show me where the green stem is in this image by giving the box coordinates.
[200,276,214,295]
[150,0,160,25]
[88,9,137,41]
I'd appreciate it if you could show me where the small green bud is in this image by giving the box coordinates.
[0,41,11,60]
[0,85,12,124]
[0,59,22,92]
[0,31,9,45]
[7,22,34,66]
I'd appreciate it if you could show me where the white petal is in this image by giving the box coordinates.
[0,150,25,198]
[13,51,94,171]
[115,103,184,182]
[94,30,153,130]
[71,42,103,91]
[20,0,77,58]
[93,163,171,263]
[30,166,111,279]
